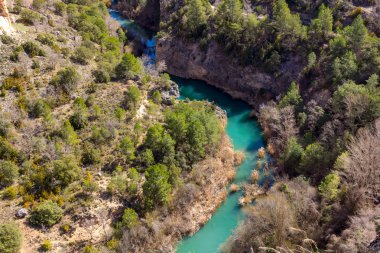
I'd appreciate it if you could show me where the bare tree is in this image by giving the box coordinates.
[340,119,380,201]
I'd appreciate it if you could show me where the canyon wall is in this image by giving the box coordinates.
[0,0,12,34]
[156,37,278,107]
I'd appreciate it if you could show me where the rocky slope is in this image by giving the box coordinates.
[0,0,12,34]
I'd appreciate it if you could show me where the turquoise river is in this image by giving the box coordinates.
[110,9,267,253]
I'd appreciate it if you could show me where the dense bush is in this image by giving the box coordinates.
[29,200,63,227]
[50,67,80,95]
[143,164,172,210]
[121,208,139,229]
[71,46,95,65]
[0,160,19,188]
[20,9,40,25]
[22,41,46,57]
[0,222,22,253]
[115,53,143,79]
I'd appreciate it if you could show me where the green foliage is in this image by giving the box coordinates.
[319,173,340,201]
[344,15,368,51]
[22,41,46,57]
[332,81,380,129]
[119,137,135,162]
[152,90,162,104]
[81,172,98,193]
[71,46,95,65]
[32,0,46,9]
[0,34,14,44]
[50,67,80,95]
[298,142,327,175]
[0,160,19,188]
[0,222,22,253]
[49,155,81,188]
[332,51,358,84]
[20,9,40,25]
[273,0,306,48]
[29,99,51,119]
[307,52,316,70]
[2,185,18,199]
[139,149,155,167]
[61,120,79,145]
[143,164,172,210]
[69,98,89,130]
[282,137,304,173]
[0,138,18,161]
[68,4,108,43]
[40,239,53,251]
[54,1,66,15]
[91,125,114,144]
[107,166,127,194]
[310,4,333,38]
[123,85,141,112]
[121,208,139,229]
[115,53,143,79]
[184,0,208,37]
[278,82,302,109]
[93,68,110,83]
[29,200,63,227]
[82,145,101,165]
[114,107,126,121]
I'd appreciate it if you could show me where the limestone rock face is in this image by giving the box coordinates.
[0,0,12,34]
[156,37,277,108]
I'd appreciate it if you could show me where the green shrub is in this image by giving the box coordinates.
[319,173,340,201]
[0,222,22,253]
[32,0,46,10]
[22,41,46,58]
[92,68,110,83]
[143,164,172,210]
[29,99,51,118]
[121,208,139,229]
[123,86,141,112]
[0,160,19,189]
[54,1,66,15]
[0,34,14,44]
[40,239,53,251]
[82,146,101,165]
[50,67,80,95]
[29,200,63,227]
[71,46,95,65]
[2,185,18,199]
[49,155,81,188]
[0,137,18,161]
[20,9,40,25]
[115,53,143,79]
[36,33,56,47]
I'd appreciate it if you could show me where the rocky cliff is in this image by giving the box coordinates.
[0,0,12,34]
[156,37,279,107]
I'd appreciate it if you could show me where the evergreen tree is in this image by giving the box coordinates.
[344,15,368,52]
[273,0,306,48]
[318,4,333,36]
[143,164,172,210]
[185,0,207,37]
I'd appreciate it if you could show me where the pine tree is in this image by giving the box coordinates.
[344,15,368,51]
[273,0,306,48]
[318,4,333,36]
[186,0,207,37]
[143,164,172,210]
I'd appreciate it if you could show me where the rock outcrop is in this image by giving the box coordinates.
[156,37,281,108]
[0,0,12,34]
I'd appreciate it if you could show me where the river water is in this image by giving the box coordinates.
[109,9,266,253]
